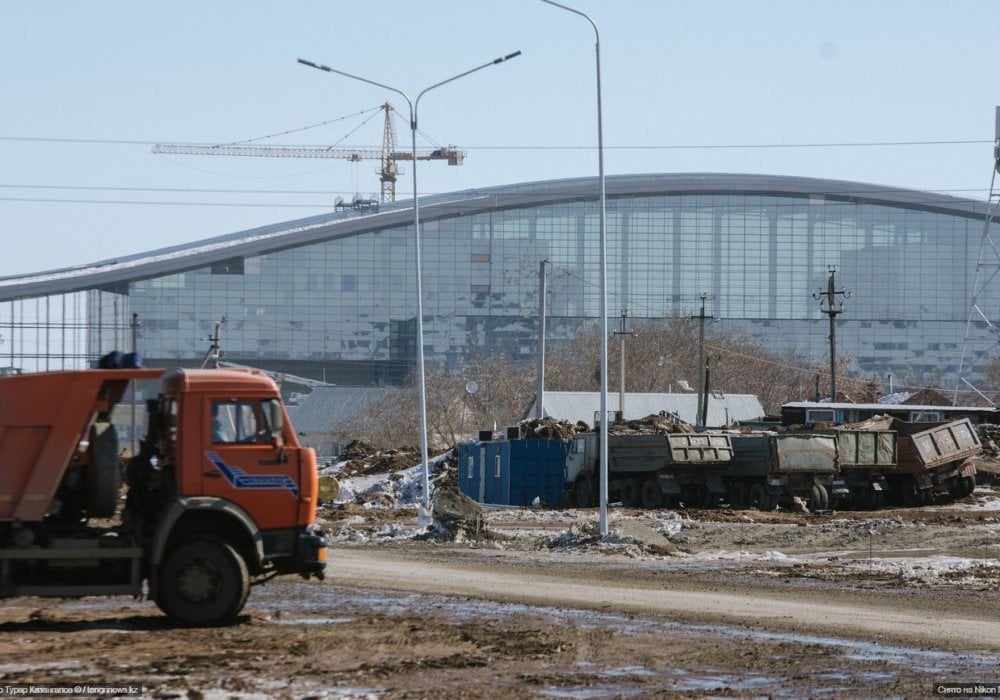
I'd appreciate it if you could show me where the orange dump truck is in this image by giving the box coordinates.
[0,367,325,626]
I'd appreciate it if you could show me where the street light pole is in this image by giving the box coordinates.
[298,52,521,513]
[540,0,610,536]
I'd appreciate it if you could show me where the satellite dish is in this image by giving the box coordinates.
[465,381,479,395]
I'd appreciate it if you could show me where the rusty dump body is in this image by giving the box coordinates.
[828,416,980,507]
[0,367,325,626]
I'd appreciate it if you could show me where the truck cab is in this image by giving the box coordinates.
[0,367,325,626]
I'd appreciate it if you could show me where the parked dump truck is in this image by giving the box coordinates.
[890,417,979,504]
[0,367,326,626]
[827,416,980,508]
[829,425,897,509]
[566,431,735,508]
[726,432,838,511]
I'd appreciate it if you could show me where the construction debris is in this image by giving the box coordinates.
[609,413,694,435]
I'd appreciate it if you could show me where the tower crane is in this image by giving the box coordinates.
[152,103,464,204]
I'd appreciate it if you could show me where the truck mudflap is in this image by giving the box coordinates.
[296,525,327,580]
[705,473,727,495]
[959,458,977,478]
[656,473,682,495]
[830,478,850,497]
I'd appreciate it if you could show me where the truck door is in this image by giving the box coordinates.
[202,398,299,530]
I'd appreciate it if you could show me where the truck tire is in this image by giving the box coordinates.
[897,476,921,507]
[640,478,663,509]
[748,482,771,511]
[157,537,250,627]
[726,483,748,509]
[950,475,976,499]
[574,477,594,508]
[87,422,121,518]
[864,486,885,511]
[809,483,830,512]
[621,478,642,508]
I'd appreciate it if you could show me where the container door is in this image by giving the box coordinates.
[201,398,298,530]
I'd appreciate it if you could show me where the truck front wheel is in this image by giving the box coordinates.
[157,537,250,627]
[640,478,663,509]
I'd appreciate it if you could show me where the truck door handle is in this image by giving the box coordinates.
[203,472,222,478]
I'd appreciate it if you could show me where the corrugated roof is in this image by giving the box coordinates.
[287,386,396,434]
[528,391,765,428]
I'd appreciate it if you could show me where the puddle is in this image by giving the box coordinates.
[250,580,1000,697]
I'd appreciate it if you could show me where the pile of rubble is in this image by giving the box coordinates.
[975,424,1000,476]
[516,418,585,440]
[337,439,423,477]
[609,413,694,435]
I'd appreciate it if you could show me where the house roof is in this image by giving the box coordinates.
[287,386,396,434]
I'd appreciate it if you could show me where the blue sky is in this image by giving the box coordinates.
[1,0,998,277]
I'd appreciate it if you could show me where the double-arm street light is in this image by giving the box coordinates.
[540,0,610,536]
[298,51,521,512]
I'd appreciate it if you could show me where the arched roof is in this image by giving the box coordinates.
[0,173,991,302]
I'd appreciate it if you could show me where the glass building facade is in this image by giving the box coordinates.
[0,174,994,389]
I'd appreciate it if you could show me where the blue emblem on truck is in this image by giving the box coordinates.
[205,451,299,497]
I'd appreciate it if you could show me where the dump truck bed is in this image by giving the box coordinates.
[0,369,163,522]
[835,429,898,469]
[727,433,838,476]
[607,433,733,474]
[894,418,981,473]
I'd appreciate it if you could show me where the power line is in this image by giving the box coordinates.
[0,184,336,195]
[0,135,992,150]
[0,196,332,208]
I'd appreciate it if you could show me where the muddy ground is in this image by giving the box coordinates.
[1,487,1000,698]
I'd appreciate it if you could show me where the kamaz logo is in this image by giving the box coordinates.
[205,451,299,497]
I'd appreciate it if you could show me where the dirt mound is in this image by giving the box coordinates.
[430,485,488,541]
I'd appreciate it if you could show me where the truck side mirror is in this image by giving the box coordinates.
[265,399,284,444]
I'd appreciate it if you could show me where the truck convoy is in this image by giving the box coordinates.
[464,414,983,512]
[565,430,838,512]
[0,366,326,626]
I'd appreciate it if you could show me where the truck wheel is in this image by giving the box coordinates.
[87,422,121,518]
[727,483,748,509]
[621,478,642,508]
[157,537,250,627]
[640,478,664,509]
[748,483,771,511]
[949,475,976,499]
[897,477,921,507]
[809,484,830,512]
[864,486,885,511]
[574,477,594,508]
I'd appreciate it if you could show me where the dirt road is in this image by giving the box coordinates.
[330,545,1000,652]
[3,492,1000,698]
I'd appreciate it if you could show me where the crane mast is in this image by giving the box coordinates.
[152,103,464,204]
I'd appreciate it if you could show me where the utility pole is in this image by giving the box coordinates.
[536,260,548,419]
[130,313,140,456]
[691,294,713,427]
[813,268,850,401]
[612,310,633,422]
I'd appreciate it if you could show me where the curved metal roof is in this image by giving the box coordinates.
[0,172,991,302]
